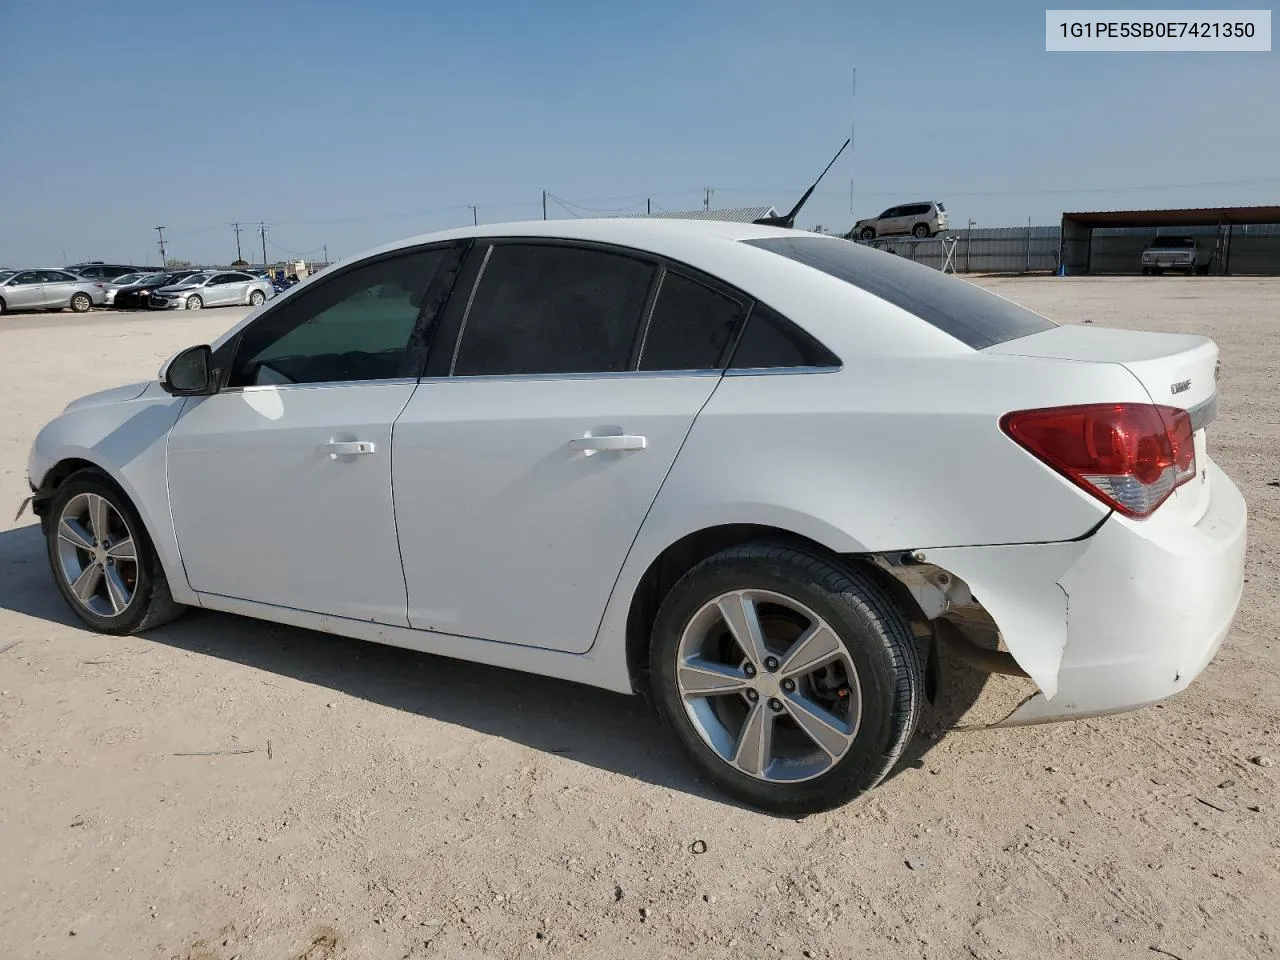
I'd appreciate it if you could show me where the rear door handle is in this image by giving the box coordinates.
[322,440,376,458]
[568,434,647,455]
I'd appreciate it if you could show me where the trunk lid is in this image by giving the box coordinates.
[986,324,1219,520]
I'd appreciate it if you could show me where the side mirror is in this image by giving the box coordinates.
[159,344,217,396]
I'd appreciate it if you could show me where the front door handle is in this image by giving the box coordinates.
[568,434,647,455]
[322,440,376,459]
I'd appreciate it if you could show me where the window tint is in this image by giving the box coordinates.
[905,204,931,216]
[729,303,841,370]
[210,273,239,284]
[638,271,743,371]
[40,271,76,282]
[742,236,1057,350]
[229,246,448,387]
[878,207,898,219]
[452,243,655,376]
[230,272,255,281]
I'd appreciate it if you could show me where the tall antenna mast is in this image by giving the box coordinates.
[850,66,857,215]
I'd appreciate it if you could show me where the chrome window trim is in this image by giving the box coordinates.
[1188,392,1217,433]
[724,365,843,377]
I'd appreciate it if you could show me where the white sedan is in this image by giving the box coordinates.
[21,219,1246,813]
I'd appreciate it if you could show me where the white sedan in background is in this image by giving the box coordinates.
[21,219,1246,813]
[148,270,273,310]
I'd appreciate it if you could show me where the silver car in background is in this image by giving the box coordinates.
[148,270,274,310]
[0,269,106,315]
[102,272,147,306]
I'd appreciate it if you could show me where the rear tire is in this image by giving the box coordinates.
[912,223,930,239]
[70,293,92,313]
[650,542,923,815]
[45,470,187,635]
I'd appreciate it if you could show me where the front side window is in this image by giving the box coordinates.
[452,243,655,376]
[638,271,744,371]
[228,246,449,387]
[181,273,213,287]
[11,271,42,285]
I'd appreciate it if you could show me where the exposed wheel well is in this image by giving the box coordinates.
[32,458,112,526]
[623,523,917,698]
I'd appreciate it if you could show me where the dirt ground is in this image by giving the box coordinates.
[1,277,1277,960]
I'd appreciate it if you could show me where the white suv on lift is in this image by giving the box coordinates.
[852,201,948,241]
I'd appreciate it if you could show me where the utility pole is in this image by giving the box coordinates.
[322,243,328,267]
[542,190,547,221]
[231,222,243,262]
[259,222,268,270]
[154,226,167,267]
[467,204,478,226]
[647,198,651,215]
[703,187,714,211]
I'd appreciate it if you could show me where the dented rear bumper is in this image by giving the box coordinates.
[912,456,1246,726]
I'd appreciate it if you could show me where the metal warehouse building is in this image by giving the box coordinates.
[1060,205,1280,276]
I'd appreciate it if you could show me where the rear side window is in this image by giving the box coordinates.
[638,271,744,371]
[743,235,1057,349]
[730,303,841,370]
[453,243,655,376]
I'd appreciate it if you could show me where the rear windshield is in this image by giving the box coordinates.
[743,235,1057,349]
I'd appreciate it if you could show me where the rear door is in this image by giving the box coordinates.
[392,240,746,653]
[205,273,239,306]
[40,270,84,308]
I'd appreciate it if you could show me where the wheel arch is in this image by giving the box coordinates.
[621,522,915,697]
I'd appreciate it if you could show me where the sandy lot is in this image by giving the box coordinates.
[1,279,1277,960]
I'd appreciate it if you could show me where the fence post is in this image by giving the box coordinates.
[1025,217,1032,273]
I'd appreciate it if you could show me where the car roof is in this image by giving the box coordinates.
[212,219,977,360]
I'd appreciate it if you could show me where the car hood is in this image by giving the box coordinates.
[156,284,199,293]
[62,381,151,413]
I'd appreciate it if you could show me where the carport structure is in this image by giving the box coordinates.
[1060,205,1280,276]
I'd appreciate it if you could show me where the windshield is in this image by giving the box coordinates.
[114,273,143,286]
[0,271,14,283]
[134,273,168,285]
[1153,236,1195,248]
[174,272,212,286]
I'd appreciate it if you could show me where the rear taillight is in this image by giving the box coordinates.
[1000,403,1196,518]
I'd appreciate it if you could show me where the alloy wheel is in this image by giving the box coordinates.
[54,492,138,617]
[676,589,862,783]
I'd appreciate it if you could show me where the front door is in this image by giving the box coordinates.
[166,244,458,624]
[4,271,47,309]
[394,241,748,653]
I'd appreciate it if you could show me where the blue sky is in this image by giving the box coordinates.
[1,0,1276,266]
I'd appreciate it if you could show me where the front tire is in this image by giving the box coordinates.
[45,471,187,635]
[70,293,92,313]
[858,227,876,241]
[650,543,923,815]
[185,295,203,310]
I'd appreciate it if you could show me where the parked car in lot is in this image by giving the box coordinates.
[0,268,105,315]
[148,270,274,310]
[1141,235,1211,275]
[852,201,948,241]
[102,273,147,306]
[67,262,152,282]
[111,271,202,310]
[20,219,1245,813]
